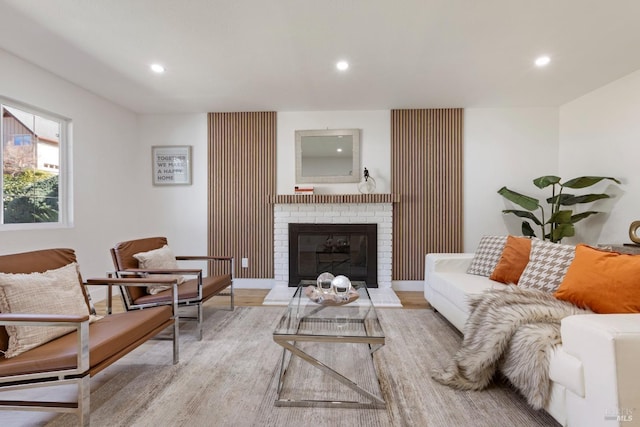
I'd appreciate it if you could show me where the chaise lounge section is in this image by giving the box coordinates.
[425,237,640,427]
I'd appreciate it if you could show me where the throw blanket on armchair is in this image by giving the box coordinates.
[431,285,591,409]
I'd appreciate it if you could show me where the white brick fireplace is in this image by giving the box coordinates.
[264,196,401,307]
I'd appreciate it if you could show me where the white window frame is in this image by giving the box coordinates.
[0,97,73,230]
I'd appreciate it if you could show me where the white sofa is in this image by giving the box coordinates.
[425,252,640,427]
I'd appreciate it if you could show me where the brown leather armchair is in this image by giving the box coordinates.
[0,248,179,426]
[110,236,233,340]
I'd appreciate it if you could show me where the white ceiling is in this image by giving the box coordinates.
[1,0,640,114]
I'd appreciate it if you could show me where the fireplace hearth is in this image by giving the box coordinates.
[288,223,377,287]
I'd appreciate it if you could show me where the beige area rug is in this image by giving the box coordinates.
[38,306,559,427]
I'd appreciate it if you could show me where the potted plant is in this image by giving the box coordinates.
[498,176,621,243]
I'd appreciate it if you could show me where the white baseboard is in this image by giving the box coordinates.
[236,279,425,291]
[392,280,424,292]
[238,279,425,291]
[88,279,418,299]
[233,278,275,289]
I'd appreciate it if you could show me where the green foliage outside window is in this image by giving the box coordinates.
[3,169,59,223]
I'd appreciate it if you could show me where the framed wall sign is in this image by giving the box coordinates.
[152,145,192,185]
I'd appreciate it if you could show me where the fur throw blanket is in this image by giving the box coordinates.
[431,285,591,409]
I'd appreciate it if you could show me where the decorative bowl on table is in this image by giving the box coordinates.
[305,273,359,305]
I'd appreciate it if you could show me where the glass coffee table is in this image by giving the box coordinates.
[273,281,386,408]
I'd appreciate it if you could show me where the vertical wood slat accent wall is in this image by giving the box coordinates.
[208,112,276,278]
[391,109,464,280]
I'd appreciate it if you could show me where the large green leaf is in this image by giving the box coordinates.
[571,211,600,223]
[521,221,536,238]
[547,210,573,224]
[552,223,575,242]
[562,193,610,205]
[498,187,540,211]
[533,175,561,189]
[562,176,621,189]
[502,209,543,225]
[546,194,568,205]
[547,193,610,205]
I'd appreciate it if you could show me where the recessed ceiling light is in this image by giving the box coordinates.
[150,63,166,73]
[534,56,551,67]
[336,61,349,71]
[337,148,343,152]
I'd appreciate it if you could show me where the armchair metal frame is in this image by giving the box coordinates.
[0,261,178,426]
[110,237,234,341]
[0,315,91,424]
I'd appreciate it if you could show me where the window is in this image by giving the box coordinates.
[1,99,71,228]
[13,134,32,146]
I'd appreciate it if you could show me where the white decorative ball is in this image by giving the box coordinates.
[316,272,335,293]
[331,275,352,295]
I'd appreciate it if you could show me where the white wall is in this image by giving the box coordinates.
[463,108,560,251]
[137,111,393,256]
[2,42,635,291]
[136,111,394,287]
[277,111,391,194]
[559,69,640,245]
[136,114,209,263]
[277,108,561,252]
[0,48,143,278]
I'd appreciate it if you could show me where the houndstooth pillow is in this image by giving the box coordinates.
[518,239,575,293]
[467,236,508,277]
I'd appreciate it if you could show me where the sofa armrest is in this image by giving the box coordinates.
[0,314,90,380]
[86,277,179,365]
[176,255,232,261]
[560,313,640,426]
[0,313,89,324]
[86,277,179,317]
[425,253,474,277]
[122,268,202,276]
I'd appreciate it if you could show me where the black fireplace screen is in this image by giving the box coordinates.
[288,223,377,287]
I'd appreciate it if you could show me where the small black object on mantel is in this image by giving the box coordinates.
[358,167,376,194]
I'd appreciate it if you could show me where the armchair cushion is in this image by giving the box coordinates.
[131,274,231,305]
[133,245,185,294]
[0,262,92,358]
[0,305,172,377]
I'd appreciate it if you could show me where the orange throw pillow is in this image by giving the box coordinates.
[489,235,532,284]
[555,244,640,313]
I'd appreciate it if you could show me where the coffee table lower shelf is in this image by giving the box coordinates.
[273,335,385,409]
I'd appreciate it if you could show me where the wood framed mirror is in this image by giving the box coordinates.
[295,129,360,183]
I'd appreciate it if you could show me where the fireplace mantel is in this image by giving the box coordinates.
[270,194,399,204]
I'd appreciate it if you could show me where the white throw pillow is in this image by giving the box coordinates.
[518,239,575,293]
[466,236,508,277]
[133,245,185,295]
[0,262,91,358]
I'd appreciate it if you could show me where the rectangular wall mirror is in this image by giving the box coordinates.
[295,129,361,183]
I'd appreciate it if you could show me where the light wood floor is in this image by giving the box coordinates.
[94,289,429,313]
[211,289,430,308]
